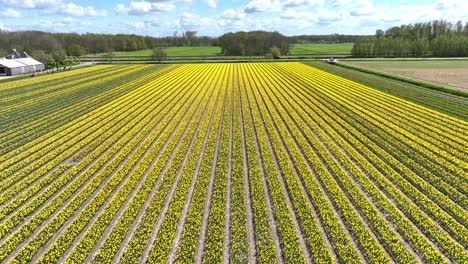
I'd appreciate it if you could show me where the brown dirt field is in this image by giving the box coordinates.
[345,61,468,92]
[388,69,468,91]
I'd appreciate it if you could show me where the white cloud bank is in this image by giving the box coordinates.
[1,0,107,16]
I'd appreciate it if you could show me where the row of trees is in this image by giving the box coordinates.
[0,29,362,59]
[352,20,468,57]
[219,31,289,56]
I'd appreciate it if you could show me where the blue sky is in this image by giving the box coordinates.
[0,0,466,36]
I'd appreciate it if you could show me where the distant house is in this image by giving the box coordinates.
[0,49,45,76]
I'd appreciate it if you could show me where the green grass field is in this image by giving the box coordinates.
[90,43,353,58]
[290,43,353,55]
[112,46,222,57]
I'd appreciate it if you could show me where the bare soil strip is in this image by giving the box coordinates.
[166,65,226,263]
[253,63,338,262]
[237,64,257,264]
[0,65,203,262]
[0,69,177,215]
[222,81,234,264]
[137,66,221,264]
[69,82,203,263]
[111,65,217,263]
[267,63,449,261]
[0,66,194,239]
[241,65,284,264]
[194,78,229,263]
[245,64,312,263]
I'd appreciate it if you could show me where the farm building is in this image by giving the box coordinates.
[0,49,45,76]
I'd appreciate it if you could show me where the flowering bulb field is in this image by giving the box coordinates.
[0,62,466,263]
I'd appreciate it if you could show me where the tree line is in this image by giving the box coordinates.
[352,20,468,57]
[0,29,363,60]
[0,30,218,65]
[219,31,289,56]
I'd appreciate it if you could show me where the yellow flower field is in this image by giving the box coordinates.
[0,63,466,263]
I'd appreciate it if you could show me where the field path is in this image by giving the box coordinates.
[240,65,284,263]
[136,65,221,264]
[193,72,229,263]
[237,66,258,264]
[222,81,234,264]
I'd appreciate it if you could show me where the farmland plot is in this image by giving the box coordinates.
[0,63,466,263]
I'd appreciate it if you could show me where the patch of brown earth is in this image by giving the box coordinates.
[389,68,468,91]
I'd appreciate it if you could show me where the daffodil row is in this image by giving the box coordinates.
[1,65,129,106]
[201,67,233,263]
[244,64,309,263]
[171,66,229,263]
[0,65,169,152]
[0,65,160,162]
[87,64,211,264]
[286,64,468,246]
[0,66,176,217]
[0,65,115,91]
[35,64,208,264]
[146,64,226,263]
[247,63,339,263]
[227,66,250,263]
[275,62,467,263]
[0,67,177,230]
[261,62,439,263]
[0,65,201,263]
[257,62,418,263]
[119,64,220,263]
[2,66,141,116]
[287,63,467,176]
[238,65,278,263]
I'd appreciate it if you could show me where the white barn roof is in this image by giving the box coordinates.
[0,58,26,68]
[0,58,44,68]
[16,58,43,66]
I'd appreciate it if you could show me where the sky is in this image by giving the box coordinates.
[0,0,467,37]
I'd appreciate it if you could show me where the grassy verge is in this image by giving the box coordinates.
[290,43,353,55]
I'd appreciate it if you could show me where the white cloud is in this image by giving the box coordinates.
[0,8,21,18]
[0,23,9,31]
[63,17,73,23]
[283,0,324,9]
[34,17,80,29]
[434,0,466,10]
[48,3,107,16]
[244,0,323,14]
[205,0,217,9]
[349,0,374,16]
[116,1,175,15]
[280,10,314,20]
[2,0,107,17]
[2,0,468,37]
[329,0,350,7]
[180,12,217,31]
[221,9,246,20]
[244,0,281,13]
[1,0,60,9]
[317,9,343,24]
